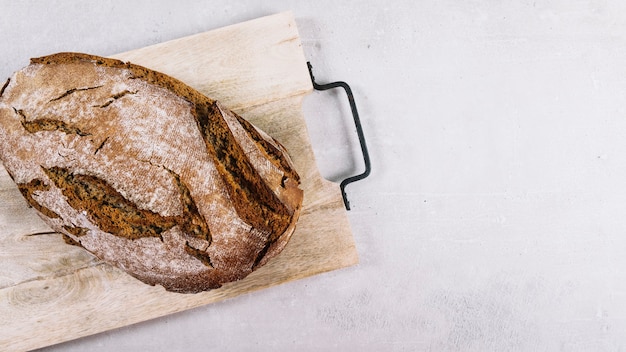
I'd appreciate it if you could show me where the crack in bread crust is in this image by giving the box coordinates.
[166,168,212,243]
[93,136,109,155]
[49,86,102,102]
[94,89,137,108]
[17,179,61,219]
[21,118,91,136]
[13,107,91,136]
[184,241,214,268]
[195,101,291,236]
[43,166,178,240]
[48,85,102,102]
[40,166,215,266]
[234,114,299,183]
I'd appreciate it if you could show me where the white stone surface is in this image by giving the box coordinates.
[2,1,626,351]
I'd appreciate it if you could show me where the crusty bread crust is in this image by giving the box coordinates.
[0,53,303,293]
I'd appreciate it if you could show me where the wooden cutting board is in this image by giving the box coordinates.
[0,12,358,351]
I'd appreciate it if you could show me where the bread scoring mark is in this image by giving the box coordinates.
[184,241,214,268]
[17,178,61,219]
[195,101,291,236]
[234,114,300,183]
[41,166,216,265]
[166,169,212,243]
[21,118,91,136]
[12,106,91,136]
[94,89,137,108]
[0,78,9,98]
[42,166,177,241]
[48,85,103,102]
[93,136,109,155]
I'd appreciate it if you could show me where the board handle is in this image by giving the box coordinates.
[307,62,371,211]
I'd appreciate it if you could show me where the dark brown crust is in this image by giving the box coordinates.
[132,269,223,293]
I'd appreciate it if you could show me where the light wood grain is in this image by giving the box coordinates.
[110,11,312,112]
[0,12,358,351]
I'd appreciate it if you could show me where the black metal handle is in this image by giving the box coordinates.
[307,62,371,210]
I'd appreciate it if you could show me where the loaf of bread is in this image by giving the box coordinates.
[0,53,303,293]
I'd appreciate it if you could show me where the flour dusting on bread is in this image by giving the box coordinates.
[0,53,303,293]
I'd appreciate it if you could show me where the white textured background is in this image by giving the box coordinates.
[3,1,626,351]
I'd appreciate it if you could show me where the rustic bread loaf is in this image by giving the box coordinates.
[0,52,303,293]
